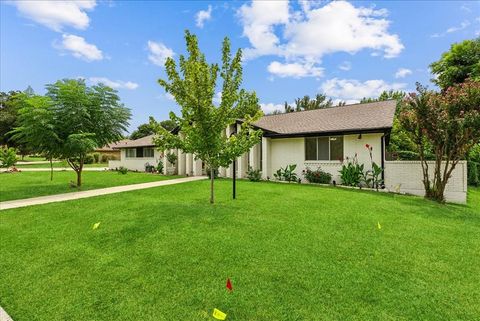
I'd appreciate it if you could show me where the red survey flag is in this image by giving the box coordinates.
[226,278,232,291]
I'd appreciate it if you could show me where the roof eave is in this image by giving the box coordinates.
[263,127,393,138]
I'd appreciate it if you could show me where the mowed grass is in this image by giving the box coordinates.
[15,161,108,168]
[0,171,179,201]
[1,180,479,321]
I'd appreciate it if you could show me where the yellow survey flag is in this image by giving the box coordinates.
[93,222,101,230]
[377,222,381,230]
[212,308,227,320]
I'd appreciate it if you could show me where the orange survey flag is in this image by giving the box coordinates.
[226,278,232,291]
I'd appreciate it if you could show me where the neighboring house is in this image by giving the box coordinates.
[95,139,130,160]
[108,135,162,171]
[109,100,467,203]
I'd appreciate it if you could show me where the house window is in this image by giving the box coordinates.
[136,147,144,158]
[125,148,136,158]
[144,148,154,158]
[305,136,343,161]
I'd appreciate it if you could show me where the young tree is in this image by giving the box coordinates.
[14,79,131,186]
[0,147,17,168]
[152,30,262,204]
[430,38,480,90]
[399,80,480,203]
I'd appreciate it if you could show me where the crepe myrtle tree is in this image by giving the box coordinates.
[152,30,263,204]
[399,80,480,203]
[13,79,131,186]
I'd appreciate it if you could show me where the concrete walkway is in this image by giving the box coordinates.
[0,176,206,211]
[0,306,13,321]
[16,160,61,165]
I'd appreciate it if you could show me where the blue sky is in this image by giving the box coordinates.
[1,0,479,133]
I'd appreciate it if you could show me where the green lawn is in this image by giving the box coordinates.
[15,155,48,162]
[0,171,178,201]
[0,180,479,320]
[15,161,108,168]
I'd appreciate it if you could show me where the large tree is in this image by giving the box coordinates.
[0,91,22,146]
[130,117,176,140]
[399,80,480,203]
[430,38,480,90]
[14,79,131,186]
[153,30,262,204]
[283,94,332,113]
[0,90,36,158]
[360,90,406,104]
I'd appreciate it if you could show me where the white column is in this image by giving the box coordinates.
[248,144,260,171]
[178,149,186,175]
[261,137,270,179]
[237,153,248,178]
[219,167,226,177]
[186,153,193,176]
[162,150,168,175]
[193,156,202,176]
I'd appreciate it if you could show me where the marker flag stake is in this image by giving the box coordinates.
[377,222,381,230]
[226,278,232,291]
[93,222,101,230]
[212,308,227,320]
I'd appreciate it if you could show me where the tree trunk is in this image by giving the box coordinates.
[50,158,53,181]
[76,170,82,187]
[210,168,215,204]
[77,158,84,187]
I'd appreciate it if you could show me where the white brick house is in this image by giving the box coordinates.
[109,100,468,203]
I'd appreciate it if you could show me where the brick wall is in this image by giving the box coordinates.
[384,161,468,204]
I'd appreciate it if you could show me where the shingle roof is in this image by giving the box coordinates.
[96,139,131,151]
[254,100,397,136]
[112,135,155,149]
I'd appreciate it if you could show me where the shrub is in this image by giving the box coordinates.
[339,155,363,187]
[84,154,95,164]
[303,167,332,184]
[0,147,17,168]
[206,166,218,179]
[273,164,298,182]
[145,163,155,173]
[100,154,110,163]
[246,166,262,182]
[468,161,480,186]
[92,152,101,163]
[118,166,128,174]
[166,152,177,165]
[156,161,164,174]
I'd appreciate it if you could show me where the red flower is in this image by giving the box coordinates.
[365,144,370,148]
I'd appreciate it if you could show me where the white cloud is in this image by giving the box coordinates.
[260,103,284,114]
[165,93,175,101]
[56,34,103,61]
[394,68,412,79]
[195,5,212,28]
[338,61,352,71]
[89,77,138,90]
[10,0,96,32]
[447,20,470,33]
[147,41,174,66]
[238,0,403,78]
[267,61,323,78]
[237,0,289,59]
[431,20,471,38]
[321,78,407,102]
